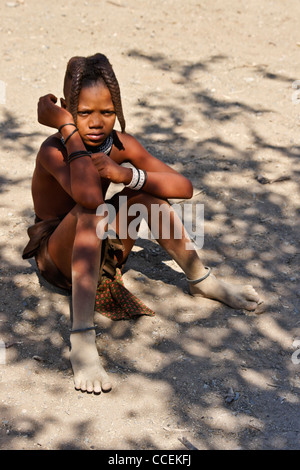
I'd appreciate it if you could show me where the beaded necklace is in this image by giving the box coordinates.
[61,133,113,155]
[84,133,114,155]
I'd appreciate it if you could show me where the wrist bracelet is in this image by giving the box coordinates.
[125,166,139,189]
[63,128,79,145]
[133,169,147,190]
[67,150,91,164]
[125,166,147,190]
[58,123,77,133]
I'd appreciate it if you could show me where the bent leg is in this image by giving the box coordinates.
[47,205,112,393]
[112,191,262,311]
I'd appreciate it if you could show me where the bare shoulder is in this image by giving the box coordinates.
[114,131,145,153]
[37,133,67,170]
[34,132,71,197]
[114,130,175,172]
[114,131,156,165]
[39,133,65,155]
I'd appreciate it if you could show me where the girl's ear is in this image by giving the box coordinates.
[60,97,67,109]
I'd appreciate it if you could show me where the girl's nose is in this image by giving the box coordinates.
[89,113,103,128]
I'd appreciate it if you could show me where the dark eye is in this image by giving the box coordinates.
[103,111,115,116]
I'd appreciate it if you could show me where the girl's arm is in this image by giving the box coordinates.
[37,94,104,208]
[124,135,193,199]
[92,133,193,200]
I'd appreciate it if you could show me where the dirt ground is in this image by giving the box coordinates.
[0,0,300,451]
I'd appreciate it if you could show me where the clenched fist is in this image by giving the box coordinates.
[91,153,132,185]
[37,94,74,130]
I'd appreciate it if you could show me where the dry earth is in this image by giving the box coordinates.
[0,0,300,451]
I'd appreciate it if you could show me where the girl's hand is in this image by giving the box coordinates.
[91,153,132,184]
[37,94,74,130]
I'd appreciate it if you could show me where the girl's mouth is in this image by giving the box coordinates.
[86,133,105,142]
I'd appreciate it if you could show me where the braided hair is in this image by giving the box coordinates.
[63,53,126,132]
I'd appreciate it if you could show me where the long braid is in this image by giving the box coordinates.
[89,54,126,132]
[63,53,126,132]
[66,56,86,124]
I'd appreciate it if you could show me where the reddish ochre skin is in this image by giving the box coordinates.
[30,82,262,394]
[31,83,194,394]
[33,85,193,221]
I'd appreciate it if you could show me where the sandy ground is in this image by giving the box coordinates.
[0,0,300,451]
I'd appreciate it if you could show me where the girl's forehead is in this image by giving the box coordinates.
[78,83,113,105]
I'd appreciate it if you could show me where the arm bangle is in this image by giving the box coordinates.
[58,123,77,133]
[125,166,139,189]
[133,169,147,190]
[125,167,147,190]
[63,128,79,145]
[67,150,91,164]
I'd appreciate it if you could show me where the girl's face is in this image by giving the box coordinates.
[76,82,116,148]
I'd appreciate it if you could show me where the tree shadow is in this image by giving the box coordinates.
[115,50,300,449]
[0,108,44,155]
[1,51,300,450]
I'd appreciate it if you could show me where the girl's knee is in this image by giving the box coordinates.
[73,204,97,216]
[73,205,107,240]
[74,204,100,224]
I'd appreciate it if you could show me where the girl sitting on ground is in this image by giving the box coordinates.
[23,53,262,394]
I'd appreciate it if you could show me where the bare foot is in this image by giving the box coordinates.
[189,270,263,311]
[69,329,112,394]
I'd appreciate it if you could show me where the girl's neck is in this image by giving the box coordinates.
[84,132,114,155]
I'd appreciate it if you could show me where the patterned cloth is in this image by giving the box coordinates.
[95,268,155,320]
[22,216,155,321]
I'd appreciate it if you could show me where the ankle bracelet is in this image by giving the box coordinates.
[69,326,96,334]
[186,266,211,284]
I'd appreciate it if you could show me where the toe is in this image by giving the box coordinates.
[243,300,259,311]
[74,377,83,391]
[86,380,94,393]
[102,381,113,393]
[94,380,102,394]
[244,286,260,302]
[253,300,266,314]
